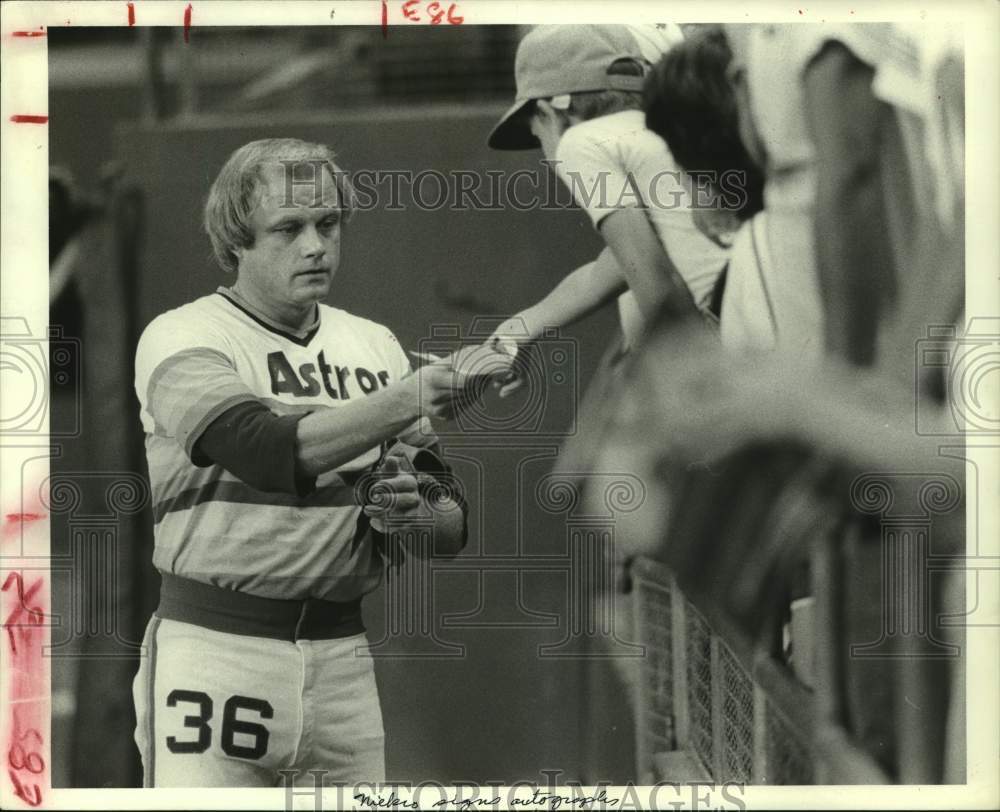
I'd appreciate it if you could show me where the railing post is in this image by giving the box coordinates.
[671,579,689,750]
[633,579,650,783]
[752,686,769,783]
[710,635,723,780]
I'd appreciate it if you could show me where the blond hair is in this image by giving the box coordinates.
[203,138,356,274]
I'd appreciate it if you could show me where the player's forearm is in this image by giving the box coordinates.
[296,381,420,477]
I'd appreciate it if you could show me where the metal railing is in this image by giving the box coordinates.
[632,556,881,785]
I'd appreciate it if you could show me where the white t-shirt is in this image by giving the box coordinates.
[554,110,728,346]
[719,211,780,353]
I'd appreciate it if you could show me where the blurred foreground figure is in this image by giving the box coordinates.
[800,28,967,781]
[801,23,965,381]
[586,318,965,782]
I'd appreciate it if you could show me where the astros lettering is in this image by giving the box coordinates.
[268,349,390,398]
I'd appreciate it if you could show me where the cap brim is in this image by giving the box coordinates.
[487,99,540,150]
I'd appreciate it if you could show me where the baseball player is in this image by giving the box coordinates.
[131,138,470,787]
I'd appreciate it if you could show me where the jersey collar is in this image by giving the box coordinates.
[216,287,321,347]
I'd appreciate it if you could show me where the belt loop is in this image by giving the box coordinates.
[293,601,308,641]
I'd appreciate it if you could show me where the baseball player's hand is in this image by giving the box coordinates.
[363,455,421,530]
[408,360,467,420]
[494,342,540,399]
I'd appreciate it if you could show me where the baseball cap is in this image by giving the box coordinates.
[489,25,678,151]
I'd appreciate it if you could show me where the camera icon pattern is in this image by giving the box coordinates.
[0,317,81,438]
[916,318,1000,436]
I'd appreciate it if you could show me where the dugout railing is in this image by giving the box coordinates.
[631,528,964,785]
[633,556,819,784]
[632,553,891,785]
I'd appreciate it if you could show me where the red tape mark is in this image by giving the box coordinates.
[9,115,48,124]
[8,769,42,807]
[12,30,46,38]
[183,3,192,43]
[128,1,135,26]
[2,573,44,656]
[3,572,47,808]
[5,513,46,529]
[382,0,388,39]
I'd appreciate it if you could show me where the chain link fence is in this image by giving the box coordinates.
[632,557,825,785]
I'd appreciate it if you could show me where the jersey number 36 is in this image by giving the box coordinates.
[165,689,273,760]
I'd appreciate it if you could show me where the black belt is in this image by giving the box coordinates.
[156,573,365,642]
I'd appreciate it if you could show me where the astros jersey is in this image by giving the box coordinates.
[135,287,424,602]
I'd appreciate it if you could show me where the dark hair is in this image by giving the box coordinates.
[567,57,648,121]
[643,27,764,219]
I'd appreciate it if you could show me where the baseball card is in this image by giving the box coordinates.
[1,1,998,810]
